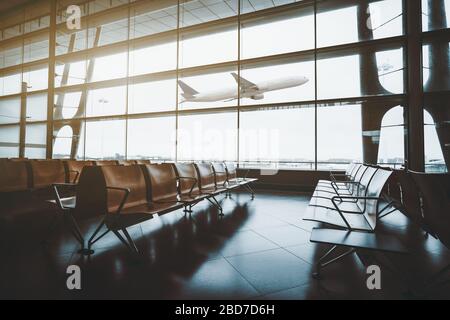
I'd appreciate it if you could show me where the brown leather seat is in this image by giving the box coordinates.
[144,164,179,203]
[135,160,151,165]
[94,160,119,166]
[213,162,239,191]
[0,160,57,253]
[226,162,258,186]
[30,160,66,189]
[196,163,228,195]
[60,165,182,254]
[173,163,207,201]
[118,160,137,166]
[64,160,94,183]
[410,172,450,248]
[0,160,30,192]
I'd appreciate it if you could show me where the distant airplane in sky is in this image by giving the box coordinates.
[178,73,309,103]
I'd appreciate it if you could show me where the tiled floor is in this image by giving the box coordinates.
[1,191,449,300]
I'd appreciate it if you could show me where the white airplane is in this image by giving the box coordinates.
[178,73,309,103]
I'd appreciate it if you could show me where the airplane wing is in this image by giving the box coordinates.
[231,73,259,91]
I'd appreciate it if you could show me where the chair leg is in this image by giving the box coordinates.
[64,213,94,256]
[243,184,255,199]
[313,245,356,280]
[88,219,109,249]
[112,229,139,255]
[208,196,224,216]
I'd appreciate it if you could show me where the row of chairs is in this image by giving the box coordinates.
[303,163,408,278]
[52,162,258,255]
[304,162,450,292]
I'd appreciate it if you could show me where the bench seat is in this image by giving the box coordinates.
[303,205,373,231]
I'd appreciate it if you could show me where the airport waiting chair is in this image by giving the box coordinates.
[305,167,408,278]
[410,171,450,290]
[308,165,377,211]
[63,160,94,183]
[225,163,257,199]
[53,165,183,255]
[94,160,119,166]
[195,163,230,215]
[213,162,239,198]
[314,163,363,195]
[173,163,209,214]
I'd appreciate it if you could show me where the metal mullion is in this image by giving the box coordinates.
[314,0,318,171]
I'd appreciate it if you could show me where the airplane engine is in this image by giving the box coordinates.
[251,94,264,100]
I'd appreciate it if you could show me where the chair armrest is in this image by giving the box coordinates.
[331,196,383,215]
[67,170,80,183]
[52,183,77,210]
[177,177,198,197]
[106,186,130,215]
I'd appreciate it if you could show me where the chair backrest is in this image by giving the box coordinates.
[213,162,228,187]
[349,164,362,181]
[173,163,200,195]
[390,170,430,231]
[118,160,137,166]
[94,160,119,166]
[135,160,151,165]
[410,172,450,249]
[360,168,393,230]
[144,164,178,202]
[225,162,238,181]
[195,163,216,191]
[73,166,108,220]
[100,165,148,213]
[352,165,375,196]
[30,160,66,189]
[64,160,94,183]
[0,160,30,192]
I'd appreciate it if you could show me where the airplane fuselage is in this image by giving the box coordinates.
[182,76,308,103]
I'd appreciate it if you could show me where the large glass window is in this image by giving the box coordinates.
[127,116,176,161]
[0,125,20,158]
[86,85,127,117]
[424,110,447,173]
[239,106,315,170]
[180,0,238,28]
[422,0,450,32]
[83,119,126,160]
[0,97,21,125]
[377,106,405,168]
[178,112,237,161]
[240,7,314,60]
[128,79,176,114]
[317,104,363,170]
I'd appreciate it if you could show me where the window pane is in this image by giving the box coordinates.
[128,79,176,114]
[0,97,21,125]
[0,125,20,158]
[23,35,49,63]
[129,40,177,76]
[54,91,83,120]
[178,112,237,161]
[179,25,237,68]
[0,72,22,96]
[239,107,315,170]
[180,0,238,28]
[91,52,127,82]
[25,123,47,159]
[130,1,178,39]
[424,109,447,173]
[0,44,22,68]
[240,7,314,60]
[23,66,49,92]
[317,5,358,48]
[98,19,129,47]
[422,0,450,32]
[27,93,48,122]
[423,42,450,92]
[53,125,73,159]
[240,58,314,105]
[317,104,363,170]
[86,86,127,117]
[127,116,176,161]
[318,47,404,99]
[178,66,238,110]
[55,60,87,87]
[84,119,126,160]
[377,106,405,168]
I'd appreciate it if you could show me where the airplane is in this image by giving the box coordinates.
[178,73,309,103]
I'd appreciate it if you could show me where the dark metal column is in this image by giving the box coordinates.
[46,0,57,159]
[19,82,27,158]
[406,0,425,171]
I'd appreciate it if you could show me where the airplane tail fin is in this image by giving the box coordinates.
[178,80,199,98]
